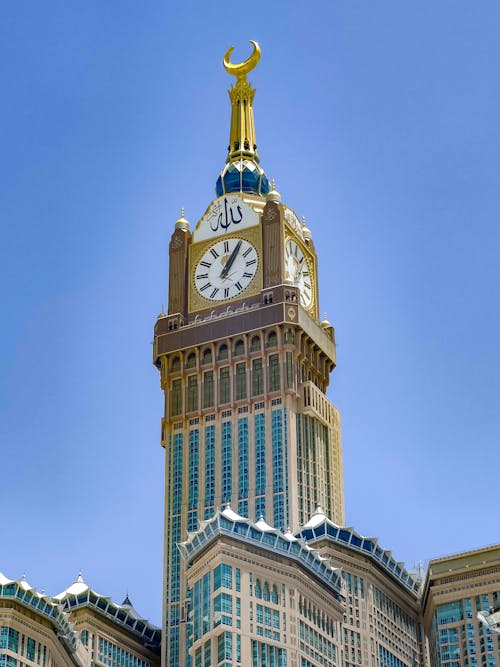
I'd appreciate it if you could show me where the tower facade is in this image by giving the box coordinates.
[153,42,344,665]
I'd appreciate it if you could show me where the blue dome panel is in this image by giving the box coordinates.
[224,165,242,193]
[216,161,270,196]
[259,173,270,195]
[215,176,223,197]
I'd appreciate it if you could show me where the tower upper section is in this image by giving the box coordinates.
[216,41,270,197]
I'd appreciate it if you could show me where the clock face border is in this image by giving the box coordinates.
[189,225,263,313]
[194,237,259,302]
[284,235,316,313]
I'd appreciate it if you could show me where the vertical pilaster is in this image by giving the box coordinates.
[168,226,191,317]
[262,200,285,288]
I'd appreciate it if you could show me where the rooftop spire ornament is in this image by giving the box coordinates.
[223,39,261,79]
[216,40,270,196]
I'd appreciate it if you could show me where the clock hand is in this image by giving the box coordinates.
[220,239,242,278]
[221,271,237,281]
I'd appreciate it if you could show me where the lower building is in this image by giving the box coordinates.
[0,572,160,667]
[179,505,430,667]
[179,506,345,667]
[298,508,424,667]
[422,545,500,667]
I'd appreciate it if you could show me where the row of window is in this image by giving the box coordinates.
[0,628,40,664]
[252,640,287,667]
[169,330,299,372]
[299,620,338,666]
[97,637,150,667]
[170,354,289,416]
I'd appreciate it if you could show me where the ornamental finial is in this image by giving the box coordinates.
[216,41,270,196]
[223,40,261,79]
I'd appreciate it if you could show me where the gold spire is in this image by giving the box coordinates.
[223,40,261,165]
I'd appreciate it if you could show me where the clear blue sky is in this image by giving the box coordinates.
[1,2,499,624]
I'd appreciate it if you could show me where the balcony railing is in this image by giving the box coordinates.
[299,381,338,428]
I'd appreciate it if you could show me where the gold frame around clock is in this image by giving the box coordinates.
[188,224,263,313]
[284,233,317,315]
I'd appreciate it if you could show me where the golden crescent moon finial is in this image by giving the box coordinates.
[223,40,261,78]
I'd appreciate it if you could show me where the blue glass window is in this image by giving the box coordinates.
[189,430,199,510]
[222,422,232,503]
[214,564,233,591]
[205,425,216,515]
[255,414,266,495]
[238,418,249,500]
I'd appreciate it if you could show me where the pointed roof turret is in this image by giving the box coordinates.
[122,593,133,607]
[55,571,89,598]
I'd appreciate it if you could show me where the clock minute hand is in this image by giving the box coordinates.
[220,239,242,278]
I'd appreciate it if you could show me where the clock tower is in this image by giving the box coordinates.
[153,41,344,666]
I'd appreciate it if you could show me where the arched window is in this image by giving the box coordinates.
[263,583,270,602]
[234,339,244,356]
[187,375,198,412]
[271,585,278,604]
[202,348,212,365]
[186,352,196,369]
[268,354,280,392]
[251,335,261,352]
[266,331,277,348]
[171,356,180,372]
[217,343,228,360]
[255,580,262,599]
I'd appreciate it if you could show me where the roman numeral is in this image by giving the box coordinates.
[200,261,211,268]
[223,240,229,253]
[200,282,211,292]
[210,248,219,259]
[210,288,219,298]
[304,282,311,290]
[235,281,243,291]
[246,259,256,266]
[243,272,252,279]
[242,247,252,258]
[224,288,230,298]
[196,273,208,280]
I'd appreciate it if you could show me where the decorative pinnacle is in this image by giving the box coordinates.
[223,41,261,165]
[223,40,261,80]
[302,216,306,227]
[180,207,184,218]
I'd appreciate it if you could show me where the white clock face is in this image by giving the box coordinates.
[194,237,259,301]
[285,239,313,308]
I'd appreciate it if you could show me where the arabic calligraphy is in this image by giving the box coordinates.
[209,197,244,232]
[193,194,258,242]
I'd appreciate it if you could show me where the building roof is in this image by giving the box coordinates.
[0,570,161,655]
[179,505,344,602]
[55,572,161,648]
[297,507,421,596]
[0,571,79,656]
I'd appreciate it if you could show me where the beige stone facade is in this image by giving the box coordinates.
[180,508,345,667]
[422,545,500,667]
[0,572,160,667]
